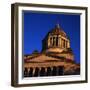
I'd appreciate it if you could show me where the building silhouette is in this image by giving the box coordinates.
[24,24,80,77]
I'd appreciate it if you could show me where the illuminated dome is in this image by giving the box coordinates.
[42,24,70,53]
[49,24,67,38]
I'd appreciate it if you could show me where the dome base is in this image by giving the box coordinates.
[45,47,65,53]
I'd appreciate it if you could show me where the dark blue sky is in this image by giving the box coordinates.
[23,11,80,63]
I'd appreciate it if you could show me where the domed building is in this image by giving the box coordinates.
[24,24,80,77]
[42,24,74,61]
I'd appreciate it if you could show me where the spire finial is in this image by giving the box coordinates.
[55,23,60,29]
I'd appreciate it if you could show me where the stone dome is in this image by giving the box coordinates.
[49,24,67,38]
[42,23,70,53]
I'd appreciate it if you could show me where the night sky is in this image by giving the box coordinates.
[23,11,80,63]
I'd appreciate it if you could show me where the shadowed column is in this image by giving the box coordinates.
[52,66,58,76]
[61,38,63,48]
[58,66,64,75]
[40,67,46,76]
[28,67,33,77]
[33,67,40,77]
[46,67,52,76]
[59,37,61,48]
[24,68,28,77]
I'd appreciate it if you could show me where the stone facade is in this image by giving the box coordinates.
[24,24,80,77]
[42,24,70,50]
[42,24,74,61]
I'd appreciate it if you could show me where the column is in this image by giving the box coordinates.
[58,37,60,47]
[65,40,66,48]
[33,67,39,77]
[28,67,33,77]
[24,68,29,77]
[61,38,63,48]
[67,41,70,48]
[46,67,52,76]
[64,40,66,48]
[45,67,47,75]
[48,37,50,47]
[63,39,65,48]
[52,37,53,46]
[52,66,57,76]
[52,37,54,46]
[58,66,64,75]
[62,39,64,48]
[40,67,45,76]
[60,37,62,48]
[32,68,35,77]
[55,37,57,46]
[65,41,67,48]
[51,37,53,47]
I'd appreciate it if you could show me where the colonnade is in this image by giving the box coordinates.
[24,66,64,77]
[48,36,70,48]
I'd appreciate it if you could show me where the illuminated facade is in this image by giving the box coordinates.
[24,24,80,77]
